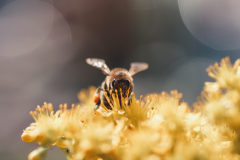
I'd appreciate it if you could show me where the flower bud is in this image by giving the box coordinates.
[28,147,48,160]
[21,132,36,143]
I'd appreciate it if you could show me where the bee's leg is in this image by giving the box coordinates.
[93,86,101,104]
[93,102,101,114]
[93,86,102,114]
[98,90,112,110]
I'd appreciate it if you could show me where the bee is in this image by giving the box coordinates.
[86,58,148,113]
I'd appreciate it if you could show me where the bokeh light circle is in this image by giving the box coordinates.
[0,0,54,56]
[178,0,240,50]
[161,58,215,105]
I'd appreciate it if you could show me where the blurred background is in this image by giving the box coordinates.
[1,0,240,159]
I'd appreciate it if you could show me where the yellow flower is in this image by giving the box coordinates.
[22,103,62,147]
[69,122,123,160]
[21,56,240,160]
[206,56,240,90]
[99,89,154,128]
[123,130,161,160]
[78,86,96,107]
[122,94,153,127]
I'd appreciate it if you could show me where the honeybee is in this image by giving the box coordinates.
[86,58,148,113]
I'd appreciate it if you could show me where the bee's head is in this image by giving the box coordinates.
[111,71,133,97]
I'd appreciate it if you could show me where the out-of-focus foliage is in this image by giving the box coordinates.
[22,57,240,160]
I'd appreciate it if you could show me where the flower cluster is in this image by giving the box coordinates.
[22,57,240,160]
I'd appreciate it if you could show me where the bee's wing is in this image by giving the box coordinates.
[129,62,148,76]
[86,58,111,75]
